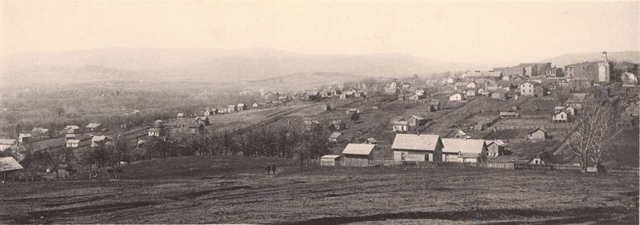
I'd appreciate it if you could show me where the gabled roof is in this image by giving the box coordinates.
[67,139,81,144]
[19,133,32,138]
[366,138,378,144]
[177,113,184,116]
[528,127,547,134]
[499,112,519,116]
[86,123,101,128]
[0,139,16,145]
[91,135,107,142]
[65,125,80,130]
[441,138,486,154]
[321,155,341,159]
[391,134,441,151]
[0,157,23,172]
[411,115,425,120]
[342,143,375,156]
[486,139,505,146]
[149,128,161,132]
[329,132,342,139]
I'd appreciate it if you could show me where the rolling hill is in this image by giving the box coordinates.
[541,51,640,67]
[0,48,476,88]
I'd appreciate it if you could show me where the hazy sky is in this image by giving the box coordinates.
[1,0,638,65]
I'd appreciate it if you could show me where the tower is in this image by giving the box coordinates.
[602,51,608,62]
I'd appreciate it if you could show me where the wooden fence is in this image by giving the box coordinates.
[514,163,581,171]
[493,123,576,131]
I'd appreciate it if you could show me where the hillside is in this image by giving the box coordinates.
[245,72,371,91]
[542,51,640,67]
[0,48,476,87]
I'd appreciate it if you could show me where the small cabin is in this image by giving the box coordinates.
[527,128,547,141]
[320,155,341,166]
[341,143,375,167]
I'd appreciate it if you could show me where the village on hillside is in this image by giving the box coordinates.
[1,51,639,181]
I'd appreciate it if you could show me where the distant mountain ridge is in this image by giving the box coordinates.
[0,48,477,87]
[540,51,639,67]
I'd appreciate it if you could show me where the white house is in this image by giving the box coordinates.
[441,138,487,163]
[449,93,464,101]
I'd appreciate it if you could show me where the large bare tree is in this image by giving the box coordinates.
[567,99,621,172]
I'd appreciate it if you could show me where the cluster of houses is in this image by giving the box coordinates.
[321,133,512,167]
[0,122,110,152]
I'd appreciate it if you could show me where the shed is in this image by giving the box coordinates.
[407,115,426,127]
[328,132,344,143]
[228,105,236,113]
[364,138,379,144]
[66,139,81,148]
[341,143,375,167]
[91,135,107,147]
[177,113,185,119]
[236,103,246,111]
[527,128,547,141]
[86,123,101,131]
[0,157,23,181]
[391,134,443,162]
[320,155,341,166]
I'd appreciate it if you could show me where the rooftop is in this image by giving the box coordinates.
[391,134,441,151]
[342,143,375,155]
[441,138,486,154]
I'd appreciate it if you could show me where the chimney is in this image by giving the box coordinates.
[602,51,608,62]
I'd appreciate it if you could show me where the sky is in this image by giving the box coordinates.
[1,0,638,65]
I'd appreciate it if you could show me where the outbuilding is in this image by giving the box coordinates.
[320,155,342,166]
[341,143,375,167]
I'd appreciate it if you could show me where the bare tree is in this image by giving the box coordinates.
[567,99,621,172]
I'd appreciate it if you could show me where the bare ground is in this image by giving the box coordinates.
[1,157,637,224]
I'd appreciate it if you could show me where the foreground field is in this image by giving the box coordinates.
[0,156,637,224]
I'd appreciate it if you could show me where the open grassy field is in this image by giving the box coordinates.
[1,156,637,224]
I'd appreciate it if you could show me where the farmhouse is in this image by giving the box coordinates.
[527,128,547,141]
[528,151,559,165]
[176,113,184,119]
[86,123,101,132]
[148,128,161,137]
[66,139,81,148]
[0,139,16,151]
[491,89,507,100]
[499,111,519,119]
[341,143,375,167]
[18,134,31,144]
[64,125,80,134]
[320,155,341,166]
[237,103,247,111]
[449,93,464,101]
[466,89,477,97]
[0,157,23,182]
[227,105,236,113]
[187,122,205,135]
[390,116,409,132]
[441,138,487,163]
[486,140,505,157]
[329,120,346,131]
[31,127,51,137]
[90,135,107,147]
[407,115,426,127]
[554,106,575,116]
[328,132,344,143]
[391,134,443,162]
[552,110,571,123]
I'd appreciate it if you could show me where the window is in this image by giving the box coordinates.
[401,153,405,161]
[425,154,430,161]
